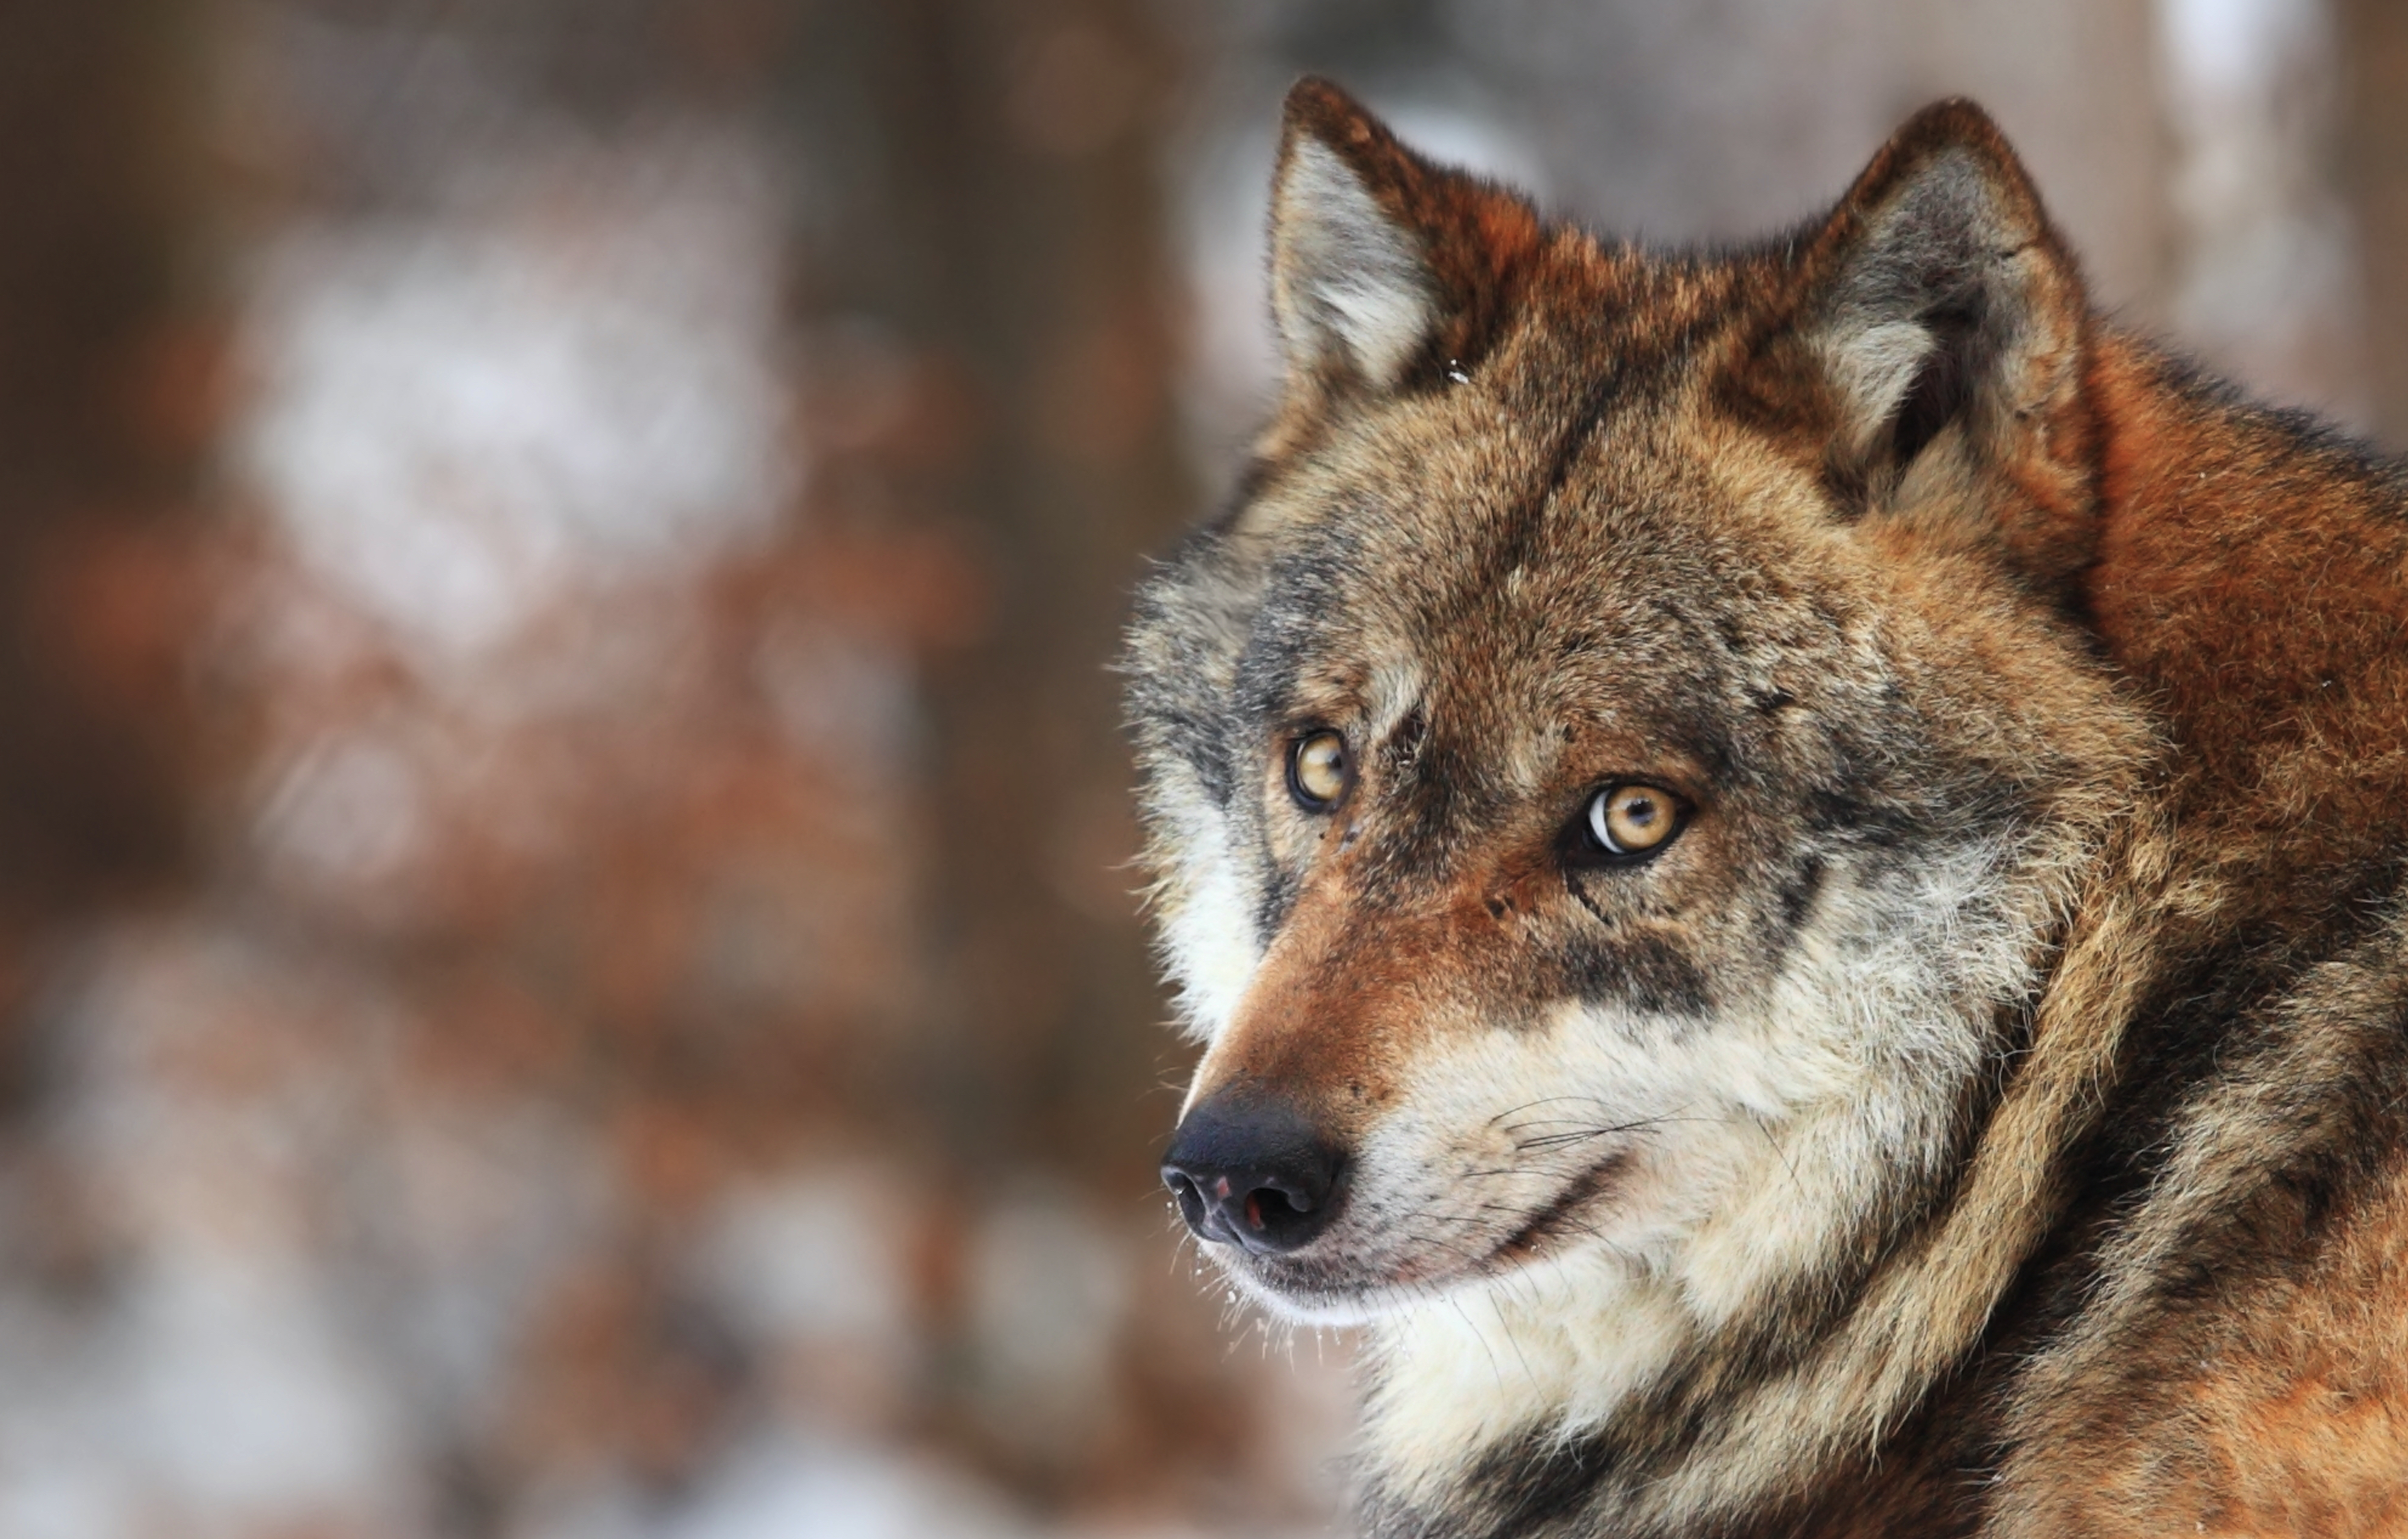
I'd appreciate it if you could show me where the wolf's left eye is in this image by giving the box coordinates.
[1289,731,1351,810]
[1581,784,1684,858]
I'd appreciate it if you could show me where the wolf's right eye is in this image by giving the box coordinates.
[1580,783,1684,858]
[1289,731,1351,810]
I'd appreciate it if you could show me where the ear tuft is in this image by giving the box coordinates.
[1268,77,1530,397]
[1798,99,2089,489]
[1273,128,1440,388]
[1263,79,1542,408]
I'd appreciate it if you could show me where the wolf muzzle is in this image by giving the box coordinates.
[1161,1091,1347,1254]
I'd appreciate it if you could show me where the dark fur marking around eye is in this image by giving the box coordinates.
[1234,547,1356,722]
[1561,884,1714,1016]
[1160,705,1236,807]
[1125,531,1253,808]
[1801,771,1919,846]
[1251,858,1300,947]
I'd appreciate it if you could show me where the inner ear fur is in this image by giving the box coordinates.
[1269,78,1540,408]
[1741,99,2098,595]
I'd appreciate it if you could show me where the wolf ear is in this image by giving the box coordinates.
[1268,78,1536,401]
[1753,101,2095,581]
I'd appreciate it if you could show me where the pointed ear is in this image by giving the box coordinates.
[1748,101,2095,585]
[1268,78,1538,401]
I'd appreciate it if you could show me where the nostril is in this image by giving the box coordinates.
[1244,1183,1301,1231]
[1240,1181,1325,1247]
[1162,1167,1209,1233]
[1161,1091,1348,1255]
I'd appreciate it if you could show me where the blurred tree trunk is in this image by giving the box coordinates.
[780,2,1192,1178]
[0,3,208,1059]
[2338,0,2408,450]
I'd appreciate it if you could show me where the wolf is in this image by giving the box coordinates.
[1124,77,2408,1537]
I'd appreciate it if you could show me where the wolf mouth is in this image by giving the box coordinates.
[1262,1153,1632,1305]
[1489,1154,1628,1268]
[1232,1156,1627,1312]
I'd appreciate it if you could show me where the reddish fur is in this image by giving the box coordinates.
[2090,335,2408,889]
[2007,1160,2408,1536]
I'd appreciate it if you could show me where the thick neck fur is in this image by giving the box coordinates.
[2087,330,2408,916]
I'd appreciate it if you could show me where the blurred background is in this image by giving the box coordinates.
[0,1,2397,1534]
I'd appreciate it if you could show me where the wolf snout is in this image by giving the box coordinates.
[1161,1092,1346,1255]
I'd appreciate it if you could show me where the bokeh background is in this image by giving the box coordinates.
[0,1,2398,1535]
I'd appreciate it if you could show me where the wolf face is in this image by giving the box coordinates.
[1130,77,2408,1539]
[1132,85,2138,1333]
[1126,85,2166,1514]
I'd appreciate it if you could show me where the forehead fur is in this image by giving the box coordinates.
[1233,255,1882,739]
[1124,85,2134,978]
[1134,208,2101,825]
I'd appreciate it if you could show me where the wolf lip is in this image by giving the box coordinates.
[1490,1155,1628,1265]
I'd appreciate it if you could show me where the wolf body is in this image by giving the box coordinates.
[1125,81,2408,1536]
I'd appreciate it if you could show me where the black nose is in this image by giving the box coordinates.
[1161,1092,1345,1254]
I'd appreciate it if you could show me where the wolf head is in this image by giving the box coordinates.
[1126,81,2146,1366]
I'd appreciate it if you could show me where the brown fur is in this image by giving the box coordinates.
[1128,81,2408,1537]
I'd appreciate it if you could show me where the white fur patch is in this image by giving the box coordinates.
[1151,785,1262,1055]
[1274,141,1440,387]
[1819,318,1935,458]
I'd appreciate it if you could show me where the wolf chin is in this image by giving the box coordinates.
[1125,79,2408,1538]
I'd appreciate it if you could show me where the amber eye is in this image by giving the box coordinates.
[1288,731,1351,810]
[1584,784,1683,858]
